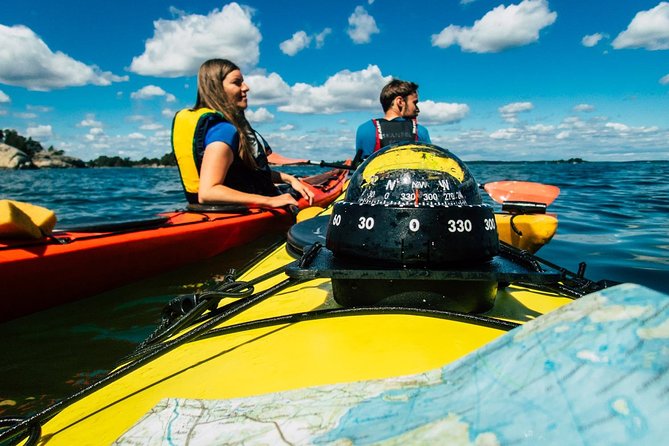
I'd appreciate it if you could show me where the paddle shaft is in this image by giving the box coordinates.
[317,160,355,170]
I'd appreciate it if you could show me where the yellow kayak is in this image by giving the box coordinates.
[3,144,665,445]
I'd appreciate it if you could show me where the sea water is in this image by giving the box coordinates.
[0,161,668,419]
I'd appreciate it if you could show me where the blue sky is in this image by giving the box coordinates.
[1,0,668,162]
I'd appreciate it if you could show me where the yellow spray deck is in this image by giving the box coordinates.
[17,201,574,445]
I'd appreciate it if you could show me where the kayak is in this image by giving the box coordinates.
[4,200,664,445]
[0,167,348,322]
[4,144,663,444]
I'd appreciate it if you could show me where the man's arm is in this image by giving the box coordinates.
[418,124,431,143]
[355,120,376,159]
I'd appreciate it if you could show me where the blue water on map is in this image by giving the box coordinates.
[0,161,668,418]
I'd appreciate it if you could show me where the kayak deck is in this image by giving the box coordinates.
[0,168,348,321]
[118,283,669,446]
[28,237,576,444]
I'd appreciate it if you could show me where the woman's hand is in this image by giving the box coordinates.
[265,193,299,208]
[287,176,314,205]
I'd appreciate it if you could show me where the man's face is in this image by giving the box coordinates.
[398,92,419,118]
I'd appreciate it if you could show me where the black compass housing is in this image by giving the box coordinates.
[326,143,499,267]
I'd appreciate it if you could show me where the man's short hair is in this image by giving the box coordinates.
[380,79,419,112]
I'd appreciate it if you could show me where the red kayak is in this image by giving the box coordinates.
[0,168,348,321]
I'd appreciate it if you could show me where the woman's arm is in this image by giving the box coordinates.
[198,142,299,208]
[271,170,315,205]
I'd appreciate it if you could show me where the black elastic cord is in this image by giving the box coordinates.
[499,240,612,297]
[128,238,288,356]
[0,416,41,446]
[198,305,519,342]
[0,277,299,444]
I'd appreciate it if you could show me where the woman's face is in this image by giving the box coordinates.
[223,69,250,110]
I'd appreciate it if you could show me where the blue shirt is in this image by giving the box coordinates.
[204,121,239,153]
[355,118,431,159]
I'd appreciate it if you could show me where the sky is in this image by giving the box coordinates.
[1,0,668,162]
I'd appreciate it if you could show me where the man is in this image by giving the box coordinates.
[355,79,431,160]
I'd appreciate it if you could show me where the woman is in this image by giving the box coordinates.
[172,59,313,207]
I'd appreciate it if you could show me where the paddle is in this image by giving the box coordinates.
[482,181,560,206]
[266,152,309,166]
[267,152,355,170]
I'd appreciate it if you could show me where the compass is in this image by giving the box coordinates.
[326,143,499,266]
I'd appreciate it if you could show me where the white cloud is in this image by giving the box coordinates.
[79,116,103,127]
[245,65,391,114]
[315,28,332,48]
[280,124,295,131]
[573,103,595,112]
[280,31,311,56]
[559,116,586,129]
[27,105,52,113]
[527,123,555,133]
[0,90,10,103]
[279,64,391,114]
[140,123,164,131]
[251,65,473,117]
[246,107,274,123]
[245,72,293,105]
[582,33,605,47]
[347,6,380,44]
[270,29,336,65]
[604,122,659,134]
[613,2,669,50]
[0,24,127,91]
[419,100,470,125]
[128,132,147,140]
[129,2,261,77]
[499,101,533,122]
[84,127,106,143]
[26,124,52,139]
[84,127,105,142]
[439,113,669,161]
[661,73,669,85]
[605,122,630,132]
[431,0,557,53]
[490,128,520,139]
[14,112,37,119]
[131,85,176,102]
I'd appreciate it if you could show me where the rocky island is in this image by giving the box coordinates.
[0,129,86,169]
[0,129,175,169]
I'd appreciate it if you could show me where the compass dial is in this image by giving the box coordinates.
[327,143,498,266]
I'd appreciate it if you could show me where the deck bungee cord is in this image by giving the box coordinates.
[0,266,300,445]
[126,241,297,362]
[496,237,619,298]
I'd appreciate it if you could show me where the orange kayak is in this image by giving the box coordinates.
[0,168,348,321]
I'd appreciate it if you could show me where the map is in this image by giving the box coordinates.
[115,283,669,445]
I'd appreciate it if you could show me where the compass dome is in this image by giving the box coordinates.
[326,142,499,266]
[344,143,482,208]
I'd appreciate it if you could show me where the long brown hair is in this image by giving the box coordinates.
[194,59,258,169]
